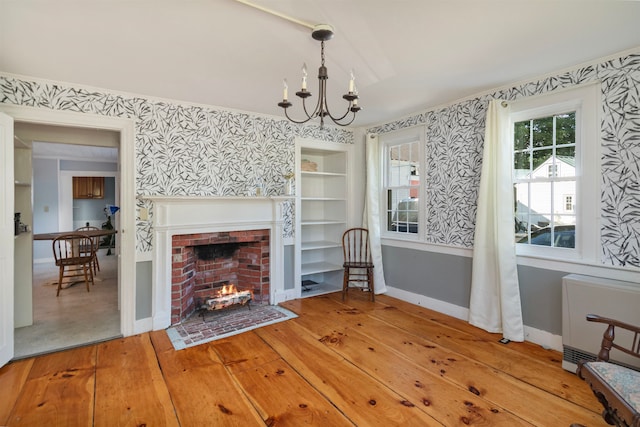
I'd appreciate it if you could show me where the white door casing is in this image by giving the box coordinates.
[0,112,15,367]
[0,105,137,342]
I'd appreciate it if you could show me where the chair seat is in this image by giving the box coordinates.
[586,362,640,411]
[56,256,94,267]
[343,261,374,269]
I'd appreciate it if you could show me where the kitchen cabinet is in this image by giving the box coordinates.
[73,176,104,199]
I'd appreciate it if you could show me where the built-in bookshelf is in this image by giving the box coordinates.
[295,140,349,298]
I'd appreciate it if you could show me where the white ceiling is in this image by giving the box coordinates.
[2,0,640,127]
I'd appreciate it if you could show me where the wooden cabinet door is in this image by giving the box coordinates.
[91,177,104,199]
[73,177,89,198]
[73,177,105,199]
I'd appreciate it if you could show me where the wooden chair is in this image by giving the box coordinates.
[573,314,640,427]
[52,233,95,296]
[75,225,100,275]
[342,227,375,302]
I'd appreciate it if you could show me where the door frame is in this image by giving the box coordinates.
[0,112,15,367]
[0,104,137,338]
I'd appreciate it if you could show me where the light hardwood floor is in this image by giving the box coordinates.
[0,292,607,426]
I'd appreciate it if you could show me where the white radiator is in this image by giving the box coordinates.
[562,274,640,372]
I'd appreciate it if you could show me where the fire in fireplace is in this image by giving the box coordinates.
[171,229,270,325]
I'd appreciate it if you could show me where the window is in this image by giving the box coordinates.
[381,127,424,238]
[510,84,599,261]
[514,111,576,248]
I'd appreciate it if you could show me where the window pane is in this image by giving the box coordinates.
[556,112,575,145]
[552,219,575,248]
[514,151,530,176]
[556,146,576,178]
[532,116,553,148]
[532,149,553,177]
[387,189,418,234]
[553,181,576,215]
[389,141,420,187]
[514,120,530,151]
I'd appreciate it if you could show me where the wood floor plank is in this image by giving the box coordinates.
[0,358,34,424]
[5,345,96,426]
[324,293,600,411]
[370,294,566,366]
[300,297,606,426]
[257,321,444,426]
[150,330,265,426]
[93,334,178,427]
[282,301,535,426]
[212,331,356,426]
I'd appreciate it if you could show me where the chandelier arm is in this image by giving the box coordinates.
[324,101,354,123]
[302,89,321,120]
[282,107,313,125]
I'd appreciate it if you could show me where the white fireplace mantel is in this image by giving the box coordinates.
[149,196,294,330]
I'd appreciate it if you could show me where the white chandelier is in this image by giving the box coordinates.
[278,24,361,127]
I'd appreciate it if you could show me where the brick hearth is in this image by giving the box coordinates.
[171,229,270,325]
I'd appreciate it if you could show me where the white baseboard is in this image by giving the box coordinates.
[384,286,562,352]
[385,286,469,320]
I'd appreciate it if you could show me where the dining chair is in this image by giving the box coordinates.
[342,227,375,302]
[76,225,100,275]
[52,233,95,296]
[572,314,640,427]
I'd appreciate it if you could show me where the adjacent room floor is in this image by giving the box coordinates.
[13,249,120,359]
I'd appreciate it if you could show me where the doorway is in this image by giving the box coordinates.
[13,130,122,358]
[0,105,137,366]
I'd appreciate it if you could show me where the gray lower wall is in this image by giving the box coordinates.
[381,245,568,336]
[135,261,152,320]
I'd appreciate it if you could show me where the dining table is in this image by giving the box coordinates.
[33,228,117,241]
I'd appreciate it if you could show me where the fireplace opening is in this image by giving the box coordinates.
[195,243,240,260]
[171,229,270,325]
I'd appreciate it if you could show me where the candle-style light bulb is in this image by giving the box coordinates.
[348,69,355,93]
[353,84,358,105]
[301,63,308,90]
[283,79,288,101]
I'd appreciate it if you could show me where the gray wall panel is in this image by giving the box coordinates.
[135,261,152,320]
[382,245,472,307]
[382,245,569,335]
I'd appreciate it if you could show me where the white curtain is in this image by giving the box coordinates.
[363,133,387,294]
[469,100,524,342]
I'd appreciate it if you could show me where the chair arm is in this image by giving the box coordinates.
[586,314,640,362]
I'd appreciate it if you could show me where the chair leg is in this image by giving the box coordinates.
[83,263,91,292]
[342,267,349,300]
[368,267,375,302]
[56,265,64,297]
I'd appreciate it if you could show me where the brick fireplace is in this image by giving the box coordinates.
[151,196,292,331]
[171,229,269,325]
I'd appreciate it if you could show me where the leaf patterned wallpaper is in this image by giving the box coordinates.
[368,53,640,268]
[0,76,354,252]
